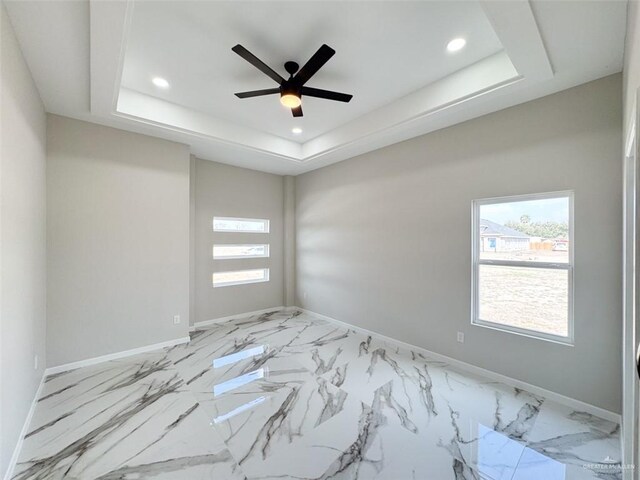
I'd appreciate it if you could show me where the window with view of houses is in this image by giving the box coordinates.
[472,192,573,343]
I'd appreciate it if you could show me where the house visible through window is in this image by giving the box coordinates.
[472,192,573,343]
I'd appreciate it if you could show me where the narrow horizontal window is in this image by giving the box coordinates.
[213,217,269,233]
[213,244,269,260]
[472,192,573,344]
[213,268,269,288]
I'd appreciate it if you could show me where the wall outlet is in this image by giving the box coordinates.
[457,332,465,343]
[173,315,181,325]
[303,292,307,300]
[34,354,38,370]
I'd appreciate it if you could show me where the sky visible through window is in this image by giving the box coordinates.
[480,197,569,225]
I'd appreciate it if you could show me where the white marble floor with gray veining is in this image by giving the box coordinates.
[13,310,622,480]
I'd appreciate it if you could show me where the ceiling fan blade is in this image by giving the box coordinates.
[235,88,280,99]
[292,106,303,117]
[232,44,285,84]
[301,87,352,103]
[294,44,335,86]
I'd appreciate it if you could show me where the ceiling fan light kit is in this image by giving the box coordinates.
[232,44,353,118]
[280,93,301,108]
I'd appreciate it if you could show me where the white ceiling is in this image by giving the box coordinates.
[4,0,628,175]
[122,1,503,142]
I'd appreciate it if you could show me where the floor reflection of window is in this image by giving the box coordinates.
[213,345,266,368]
[213,396,267,424]
[476,424,565,480]
[476,424,527,480]
[511,447,566,480]
[213,368,265,396]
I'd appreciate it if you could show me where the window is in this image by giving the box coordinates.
[212,216,271,288]
[213,244,269,260]
[213,217,269,233]
[213,268,270,288]
[472,192,573,344]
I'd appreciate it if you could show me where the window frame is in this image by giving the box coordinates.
[212,268,270,288]
[471,191,575,345]
[213,244,270,260]
[213,216,270,233]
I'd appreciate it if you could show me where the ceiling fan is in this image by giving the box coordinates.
[232,44,353,117]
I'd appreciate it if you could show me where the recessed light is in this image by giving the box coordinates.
[152,77,170,88]
[447,38,466,53]
[292,127,302,134]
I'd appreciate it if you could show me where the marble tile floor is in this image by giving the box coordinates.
[13,310,622,480]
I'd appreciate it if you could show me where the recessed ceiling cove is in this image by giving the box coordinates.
[111,0,526,167]
[5,0,625,174]
[120,1,502,137]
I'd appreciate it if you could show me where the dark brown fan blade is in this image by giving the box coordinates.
[301,87,352,103]
[292,106,303,117]
[235,88,280,99]
[294,44,335,86]
[232,45,285,84]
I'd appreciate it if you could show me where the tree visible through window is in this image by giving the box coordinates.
[472,192,573,343]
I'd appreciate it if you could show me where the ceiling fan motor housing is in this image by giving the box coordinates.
[284,61,299,76]
[280,80,300,97]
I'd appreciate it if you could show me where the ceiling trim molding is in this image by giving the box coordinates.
[479,0,553,81]
[90,0,132,116]
[301,51,521,162]
[116,89,303,161]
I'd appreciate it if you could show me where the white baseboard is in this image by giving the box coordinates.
[194,306,285,328]
[3,373,45,480]
[44,336,191,376]
[301,309,621,424]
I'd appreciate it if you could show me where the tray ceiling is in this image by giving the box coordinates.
[4,0,627,175]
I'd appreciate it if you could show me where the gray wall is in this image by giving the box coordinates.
[193,158,284,323]
[190,156,197,327]
[624,0,640,138]
[0,3,47,476]
[46,115,190,367]
[296,74,623,413]
[622,4,640,465]
[284,176,296,307]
